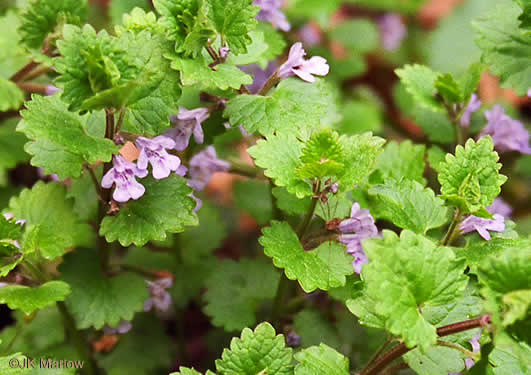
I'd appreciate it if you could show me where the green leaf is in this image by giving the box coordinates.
[0,353,31,374]
[233,180,272,225]
[19,0,87,52]
[0,281,70,314]
[459,62,485,103]
[178,201,228,263]
[0,120,29,186]
[294,343,349,375]
[215,322,294,375]
[374,140,425,184]
[272,187,311,216]
[297,129,345,180]
[248,133,311,198]
[60,249,149,329]
[346,281,385,329]
[393,82,455,144]
[404,295,485,374]
[8,182,92,260]
[154,0,215,58]
[368,179,449,234]
[225,78,338,137]
[203,258,280,331]
[100,175,198,247]
[99,314,173,375]
[259,221,354,293]
[170,368,202,375]
[435,73,463,104]
[460,238,531,272]
[0,215,22,254]
[54,24,140,111]
[226,30,268,66]
[345,0,427,14]
[395,64,444,112]
[293,309,341,349]
[110,0,152,26]
[206,0,258,55]
[255,23,286,67]
[329,20,379,53]
[338,132,385,191]
[169,53,252,91]
[361,230,469,350]
[0,78,24,112]
[438,137,507,214]
[474,1,531,95]
[18,95,118,179]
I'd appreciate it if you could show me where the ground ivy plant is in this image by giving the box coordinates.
[0,0,530,374]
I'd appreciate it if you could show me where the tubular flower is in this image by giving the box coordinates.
[378,13,407,51]
[278,42,329,83]
[459,198,510,241]
[460,94,481,128]
[253,0,290,31]
[338,203,378,274]
[136,136,181,180]
[167,107,210,151]
[101,156,148,203]
[188,146,231,191]
[144,277,173,313]
[480,105,531,154]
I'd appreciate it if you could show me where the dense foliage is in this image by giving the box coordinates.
[0,0,530,374]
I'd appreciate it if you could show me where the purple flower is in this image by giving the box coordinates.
[465,331,481,370]
[45,85,62,96]
[488,197,512,218]
[459,214,505,241]
[239,62,278,94]
[528,88,531,97]
[167,107,210,151]
[338,203,378,274]
[188,146,231,191]
[144,277,173,312]
[253,0,290,31]
[136,136,181,180]
[299,23,322,46]
[37,167,60,182]
[378,13,407,51]
[3,212,25,226]
[278,43,329,83]
[175,165,188,177]
[101,156,148,203]
[103,321,132,335]
[460,94,481,128]
[219,47,230,59]
[286,331,301,347]
[479,105,531,154]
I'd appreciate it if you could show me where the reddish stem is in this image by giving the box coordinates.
[359,315,490,375]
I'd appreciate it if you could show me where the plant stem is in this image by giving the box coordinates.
[85,166,104,203]
[296,181,321,238]
[119,264,159,278]
[258,72,280,96]
[381,362,409,375]
[57,302,100,375]
[271,181,321,326]
[98,109,116,272]
[228,157,262,178]
[437,340,479,361]
[359,315,490,375]
[17,82,49,95]
[440,209,463,246]
[114,108,126,135]
[10,61,39,82]
[21,65,52,82]
[364,337,394,370]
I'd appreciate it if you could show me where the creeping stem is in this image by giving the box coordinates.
[359,315,490,375]
[57,302,100,375]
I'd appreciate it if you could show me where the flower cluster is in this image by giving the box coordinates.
[338,203,378,274]
[167,107,210,151]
